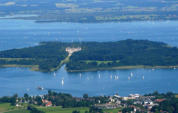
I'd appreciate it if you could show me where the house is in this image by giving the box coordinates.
[155,99,165,103]
[46,101,52,107]
[42,99,52,107]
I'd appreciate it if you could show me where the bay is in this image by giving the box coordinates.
[0,19,178,97]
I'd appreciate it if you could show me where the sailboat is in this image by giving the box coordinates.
[37,86,44,90]
[115,75,119,80]
[98,74,101,79]
[174,66,176,70]
[130,72,133,77]
[110,75,112,79]
[61,79,64,86]
[117,76,119,80]
[142,76,144,80]
[53,72,56,77]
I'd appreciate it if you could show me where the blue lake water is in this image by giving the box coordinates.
[0,19,178,97]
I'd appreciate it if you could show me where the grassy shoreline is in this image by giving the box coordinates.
[66,65,178,72]
[0,64,39,71]
[1,64,178,73]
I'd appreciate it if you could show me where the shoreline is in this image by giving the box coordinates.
[0,64,39,71]
[66,65,178,72]
[1,64,178,73]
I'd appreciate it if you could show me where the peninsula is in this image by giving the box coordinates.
[1,39,178,72]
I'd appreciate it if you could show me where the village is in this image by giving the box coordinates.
[95,93,166,113]
[10,91,172,113]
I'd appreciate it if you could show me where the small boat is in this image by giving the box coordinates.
[79,73,82,78]
[128,76,131,80]
[37,86,44,90]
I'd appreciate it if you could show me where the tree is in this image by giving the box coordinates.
[10,94,18,106]
[35,96,42,105]
[83,94,89,99]
[27,105,45,113]
[89,106,103,113]
[24,93,29,101]
[72,110,80,113]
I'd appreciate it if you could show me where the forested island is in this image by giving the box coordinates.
[1,39,178,72]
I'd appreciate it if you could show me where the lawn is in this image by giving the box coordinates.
[5,109,30,113]
[38,106,89,113]
[85,60,120,65]
[175,95,178,98]
[0,103,120,113]
[0,103,29,113]
[0,103,16,112]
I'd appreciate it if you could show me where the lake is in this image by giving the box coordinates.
[0,19,178,97]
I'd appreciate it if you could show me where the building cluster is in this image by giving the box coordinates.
[42,99,52,107]
[95,93,166,113]
[65,47,82,56]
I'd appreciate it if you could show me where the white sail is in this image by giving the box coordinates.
[61,79,64,86]
[53,72,56,77]
[142,76,144,80]
[110,75,112,79]
[130,72,133,77]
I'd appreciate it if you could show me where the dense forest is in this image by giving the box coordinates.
[0,42,69,72]
[66,39,178,71]
[1,39,178,72]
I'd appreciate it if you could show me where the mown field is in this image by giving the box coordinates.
[38,106,89,113]
[0,103,28,113]
[0,103,121,113]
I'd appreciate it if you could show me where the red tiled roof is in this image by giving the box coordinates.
[155,99,165,103]
[46,101,52,106]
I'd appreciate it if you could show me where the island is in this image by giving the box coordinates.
[1,39,178,72]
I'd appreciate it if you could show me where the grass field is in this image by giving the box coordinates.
[38,106,89,113]
[0,103,16,112]
[84,60,120,65]
[103,108,121,113]
[5,109,30,113]
[175,95,178,98]
[0,58,33,61]
[0,103,30,113]
[0,103,121,113]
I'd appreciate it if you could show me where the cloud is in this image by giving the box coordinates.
[0,2,16,6]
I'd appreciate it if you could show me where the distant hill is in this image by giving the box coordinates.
[0,0,177,22]
[1,39,178,72]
